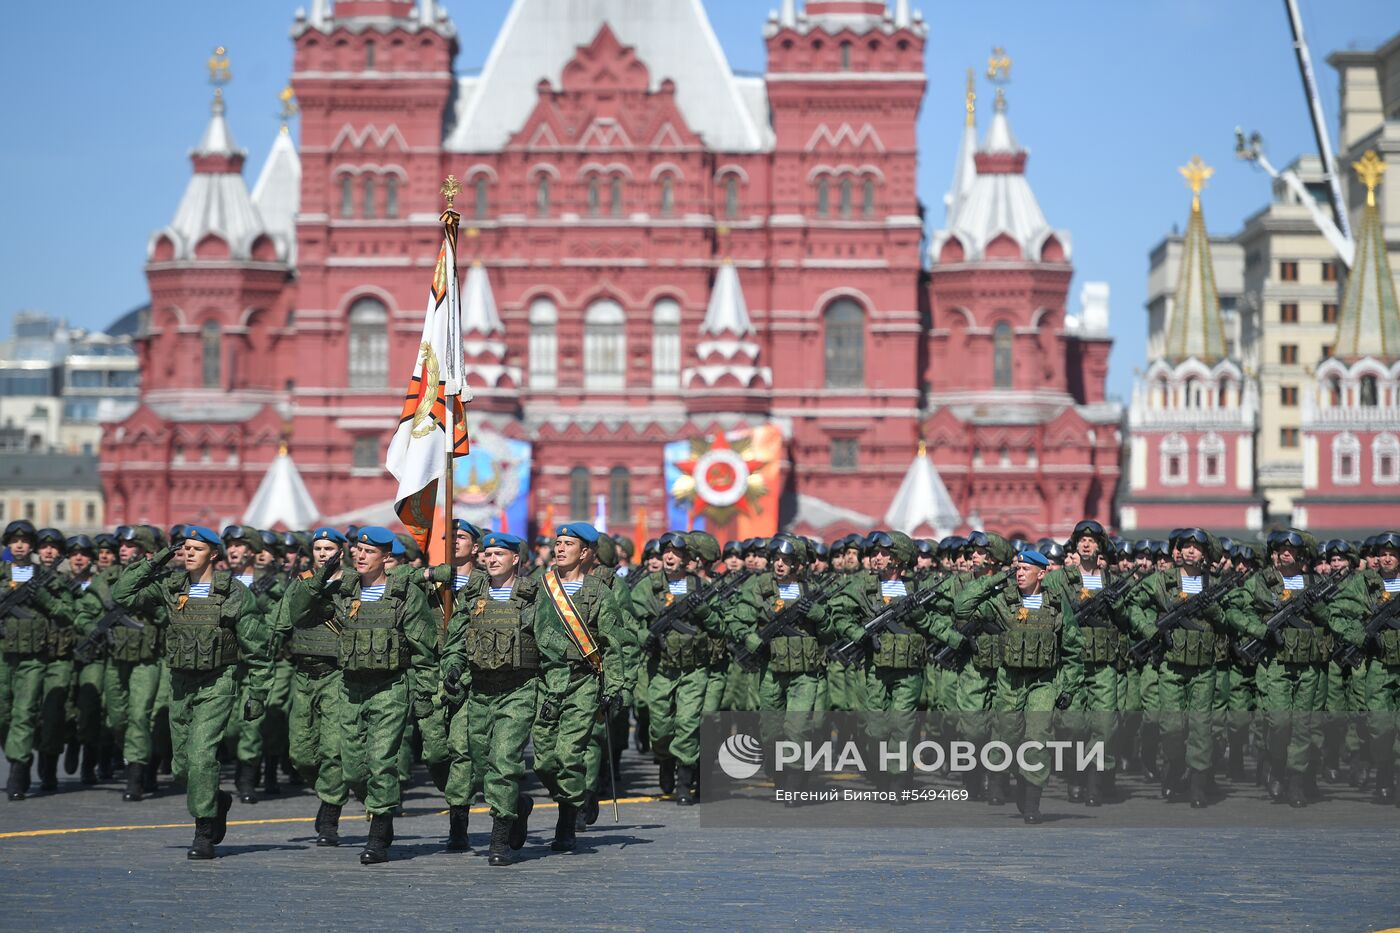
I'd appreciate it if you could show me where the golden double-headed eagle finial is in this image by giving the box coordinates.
[1354,150,1386,208]
[1179,155,1214,211]
[441,174,463,208]
[986,46,1011,83]
[208,46,231,91]
[278,84,298,129]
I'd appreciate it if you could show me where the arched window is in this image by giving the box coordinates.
[1183,376,1199,408]
[583,299,626,390]
[1360,374,1379,407]
[993,322,1013,388]
[724,175,739,220]
[608,466,631,526]
[587,176,601,216]
[823,299,865,388]
[1374,434,1400,485]
[384,175,399,219]
[659,174,674,217]
[610,176,624,217]
[1161,433,1188,486]
[362,175,376,219]
[347,297,389,388]
[201,321,221,388]
[365,39,376,70]
[527,298,557,389]
[1198,433,1225,485]
[862,178,876,219]
[652,299,681,389]
[816,177,830,217]
[536,175,551,217]
[839,177,853,219]
[473,177,489,220]
[1333,432,1361,485]
[339,176,354,218]
[568,466,591,520]
[840,41,852,71]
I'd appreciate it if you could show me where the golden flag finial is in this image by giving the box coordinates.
[1179,155,1214,211]
[278,84,298,132]
[1354,149,1386,208]
[917,438,928,458]
[441,174,462,209]
[208,46,231,94]
[986,46,1011,83]
[965,67,976,127]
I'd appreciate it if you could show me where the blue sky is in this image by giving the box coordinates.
[0,0,1392,401]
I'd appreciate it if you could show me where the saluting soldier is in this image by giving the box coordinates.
[112,526,273,859]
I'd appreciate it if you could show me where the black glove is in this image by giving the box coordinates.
[869,632,883,654]
[1054,692,1073,711]
[683,590,706,615]
[601,693,625,718]
[538,698,561,724]
[152,546,176,569]
[444,666,463,695]
[643,632,660,653]
[314,551,341,584]
[413,696,435,720]
[1269,625,1286,646]
[243,697,266,721]
[794,595,816,617]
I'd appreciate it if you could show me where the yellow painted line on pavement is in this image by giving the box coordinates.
[0,795,667,841]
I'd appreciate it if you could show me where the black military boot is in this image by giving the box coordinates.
[551,803,578,852]
[211,790,233,844]
[1226,727,1247,782]
[583,789,600,826]
[987,771,1009,806]
[360,813,393,865]
[658,758,676,796]
[1348,750,1368,788]
[510,794,533,851]
[1267,748,1287,802]
[1302,769,1323,802]
[187,819,216,860]
[316,802,343,847]
[1066,775,1084,804]
[122,762,144,802]
[635,708,651,753]
[80,744,98,785]
[1102,767,1118,803]
[142,761,159,795]
[38,752,59,791]
[236,760,259,804]
[1372,760,1395,804]
[64,741,80,776]
[97,741,116,782]
[428,760,450,793]
[1139,725,1161,781]
[1188,768,1208,809]
[1160,758,1186,801]
[1084,768,1103,807]
[1286,772,1308,809]
[1022,781,1043,825]
[1322,730,1342,783]
[676,765,696,806]
[488,816,513,866]
[262,755,281,795]
[6,759,30,801]
[445,805,471,851]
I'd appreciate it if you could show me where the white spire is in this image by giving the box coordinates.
[779,0,797,26]
[884,443,962,537]
[196,94,239,156]
[701,260,754,337]
[309,0,332,27]
[252,129,301,264]
[419,0,435,24]
[982,90,1019,154]
[461,262,504,336]
[242,446,320,530]
[892,0,912,27]
[945,71,977,222]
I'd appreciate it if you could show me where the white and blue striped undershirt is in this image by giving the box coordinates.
[236,573,254,587]
[1022,593,1044,610]
[488,584,513,602]
[78,580,90,591]
[187,582,212,599]
[667,579,689,596]
[880,579,908,599]
[453,573,471,592]
[561,580,584,596]
[1180,574,1203,594]
[360,584,386,602]
[11,565,34,583]
[1383,577,1400,593]
[777,582,801,601]
[1282,575,1305,591]
[1081,572,1103,590]
[615,566,628,578]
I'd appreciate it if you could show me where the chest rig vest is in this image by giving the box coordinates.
[1266,575,1327,664]
[1070,568,1120,665]
[99,570,162,663]
[463,582,539,673]
[290,579,341,660]
[164,574,240,671]
[759,575,824,674]
[865,576,926,671]
[1158,572,1221,667]
[993,590,1063,671]
[654,574,707,669]
[337,578,409,672]
[2,563,50,658]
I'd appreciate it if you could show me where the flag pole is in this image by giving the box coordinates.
[439,175,463,639]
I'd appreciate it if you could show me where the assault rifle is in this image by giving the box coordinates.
[733,575,846,672]
[1127,570,1242,664]
[829,578,941,668]
[1234,570,1348,666]
[1072,571,1140,629]
[642,570,751,653]
[1334,588,1400,669]
[0,564,58,635]
[932,567,1016,670]
[73,604,146,664]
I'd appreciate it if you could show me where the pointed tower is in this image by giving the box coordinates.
[1297,150,1400,529]
[684,260,772,414]
[243,440,321,529]
[460,261,521,413]
[884,441,962,537]
[251,85,302,265]
[943,68,978,222]
[1123,156,1263,536]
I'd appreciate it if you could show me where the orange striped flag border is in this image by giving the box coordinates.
[542,569,602,672]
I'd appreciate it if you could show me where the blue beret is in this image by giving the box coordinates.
[481,531,523,551]
[556,522,600,544]
[390,536,406,557]
[452,519,484,540]
[312,527,347,543]
[1017,549,1050,568]
[183,525,223,551]
[356,526,396,548]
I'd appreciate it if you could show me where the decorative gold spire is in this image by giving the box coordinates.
[917,438,928,458]
[986,46,1011,83]
[440,174,462,208]
[208,45,231,97]
[1355,149,1386,208]
[965,67,976,127]
[278,84,298,134]
[1179,155,1213,212]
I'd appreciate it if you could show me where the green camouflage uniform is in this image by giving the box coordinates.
[2,558,77,770]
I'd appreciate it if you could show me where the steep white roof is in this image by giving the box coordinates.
[461,262,505,336]
[242,449,321,530]
[251,129,301,265]
[444,0,769,153]
[701,260,754,337]
[944,117,977,223]
[884,444,961,536]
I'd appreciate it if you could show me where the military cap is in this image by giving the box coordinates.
[312,527,347,544]
[643,538,661,559]
[94,533,118,552]
[389,536,407,557]
[4,520,36,543]
[452,519,484,540]
[1017,548,1050,568]
[1069,519,1108,547]
[887,531,917,566]
[278,531,301,554]
[118,525,157,553]
[556,522,599,544]
[394,533,423,563]
[721,540,743,560]
[686,531,720,564]
[658,531,689,553]
[182,525,223,552]
[812,541,831,560]
[169,523,189,543]
[1374,531,1400,551]
[938,535,965,554]
[482,531,523,551]
[66,535,96,556]
[355,526,396,549]
[259,529,283,555]
[345,525,361,542]
[768,534,803,561]
[35,527,66,548]
[1037,540,1066,564]
[612,534,635,560]
[594,533,618,567]
[533,534,552,547]
[221,524,264,552]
